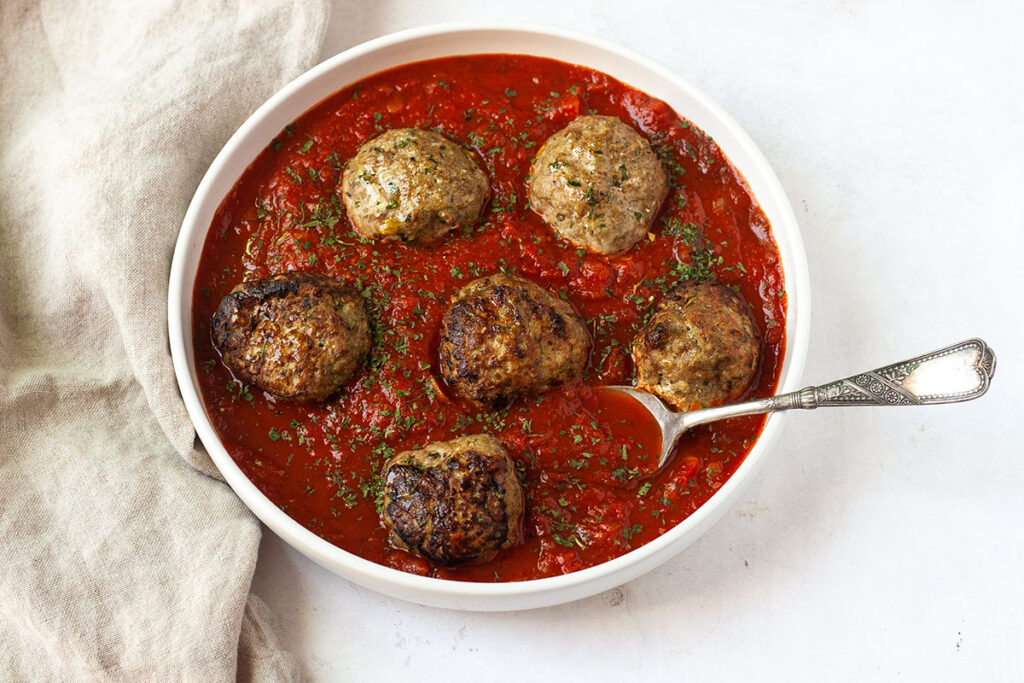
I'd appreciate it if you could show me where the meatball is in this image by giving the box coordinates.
[439,273,590,408]
[633,281,761,412]
[382,434,524,565]
[340,128,489,243]
[211,271,370,402]
[528,115,668,255]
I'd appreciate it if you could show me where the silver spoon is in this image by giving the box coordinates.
[603,338,996,471]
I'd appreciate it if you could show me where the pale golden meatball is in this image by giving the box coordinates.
[341,128,489,243]
[633,281,760,411]
[439,273,590,408]
[529,115,668,254]
[382,434,523,565]
[211,271,370,402]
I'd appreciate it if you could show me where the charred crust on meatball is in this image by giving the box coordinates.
[211,271,370,403]
[381,434,524,565]
[438,273,590,408]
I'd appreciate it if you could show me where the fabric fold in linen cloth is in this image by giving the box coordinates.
[0,1,329,679]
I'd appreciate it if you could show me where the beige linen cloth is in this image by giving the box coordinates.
[1,1,329,679]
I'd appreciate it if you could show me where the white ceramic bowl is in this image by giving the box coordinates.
[168,23,810,611]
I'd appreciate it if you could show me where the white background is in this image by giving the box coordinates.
[252,1,1023,680]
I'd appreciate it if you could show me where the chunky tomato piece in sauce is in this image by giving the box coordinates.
[192,54,786,582]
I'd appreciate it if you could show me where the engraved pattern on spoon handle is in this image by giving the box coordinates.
[793,338,995,409]
[657,339,995,470]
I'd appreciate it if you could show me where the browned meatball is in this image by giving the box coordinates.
[439,273,590,408]
[211,271,370,402]
[529,115,668,254]
[340,128,489,243]
[633,281,761,411]
[381,434,523,565]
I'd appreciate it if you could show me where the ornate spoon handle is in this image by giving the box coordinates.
[765,338,996,411]
[605,339,996,470]
[659,338,997,467]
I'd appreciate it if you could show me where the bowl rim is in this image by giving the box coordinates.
[168,21,810,609]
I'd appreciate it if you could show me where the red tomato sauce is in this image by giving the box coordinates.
[192,54,787,581]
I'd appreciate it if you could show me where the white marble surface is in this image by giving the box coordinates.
[252,1,1024,679]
